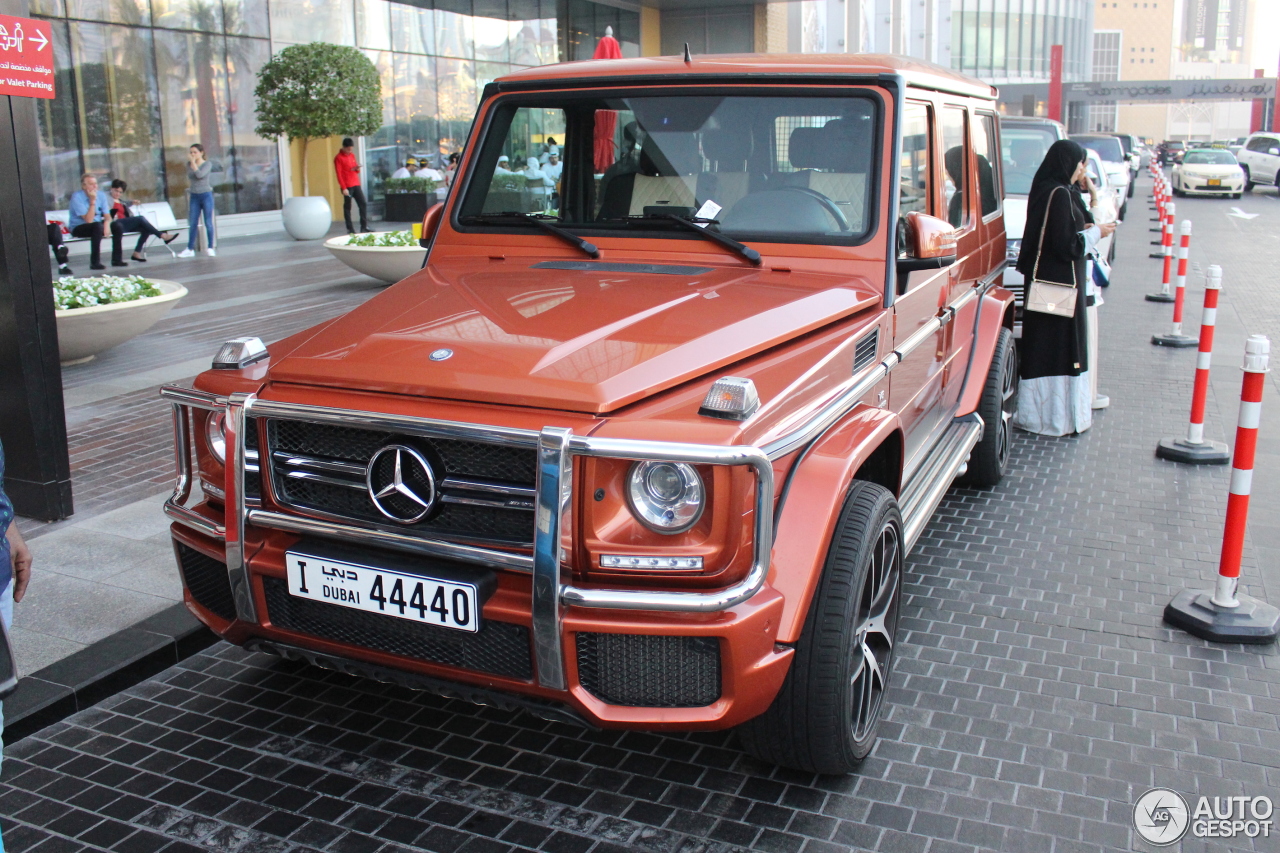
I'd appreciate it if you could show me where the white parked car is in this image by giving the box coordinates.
[1172,148,1245,198]
[1072,134,1131,219]
[1237,132,1280,192]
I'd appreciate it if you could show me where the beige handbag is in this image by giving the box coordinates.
[1025,187,1078,318]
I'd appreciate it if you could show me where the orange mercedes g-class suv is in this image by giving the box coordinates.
[162,53,1015,774]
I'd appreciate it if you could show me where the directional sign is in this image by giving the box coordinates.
[0,14,54,100]
[1228,207,1260,220]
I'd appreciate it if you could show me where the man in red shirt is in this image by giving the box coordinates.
[334,137,369,234]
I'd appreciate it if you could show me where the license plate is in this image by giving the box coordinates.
[285,552,480,632]
[1208,178,1221,186]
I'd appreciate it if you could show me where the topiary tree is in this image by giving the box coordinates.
[254,42,382,197]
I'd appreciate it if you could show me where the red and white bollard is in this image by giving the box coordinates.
[1147,206,1178,301]
[1153,220,1197,345]
[1150,200,1173,259]
[1157,265,1232,463]
[1165,335,1280,643]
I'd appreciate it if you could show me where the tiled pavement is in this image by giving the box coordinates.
[3,177,1280,853]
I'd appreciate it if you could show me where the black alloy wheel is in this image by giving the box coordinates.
[958,326,1017,487]
[737,481,903,774]
[1243,166,1254,192]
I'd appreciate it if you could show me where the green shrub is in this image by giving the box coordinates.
[385,177,438,194]
[489,172,527,191]
[54,275,161,310]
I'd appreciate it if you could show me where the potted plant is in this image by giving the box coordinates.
[53,275,188,365]
[325,230,427,284]
[254,42,382,240]
[383,176,439,222]
[486,171,529,213]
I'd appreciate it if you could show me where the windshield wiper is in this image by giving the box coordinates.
[606,213,762,266]
[461,212,599,259]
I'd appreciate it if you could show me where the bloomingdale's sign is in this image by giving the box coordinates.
[1062,78,1277,103]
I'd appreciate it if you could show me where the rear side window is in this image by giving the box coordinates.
[941,106,969,229]
[971,113,1001,218]
[1247,136,1279,152]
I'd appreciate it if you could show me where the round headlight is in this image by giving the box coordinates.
[626,461,704,534]
[206,411,227,465]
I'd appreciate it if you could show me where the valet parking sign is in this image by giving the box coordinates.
[0,14,54,100]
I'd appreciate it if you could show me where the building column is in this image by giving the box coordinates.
[0,92,73,521]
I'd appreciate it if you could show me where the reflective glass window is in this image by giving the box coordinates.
[435,2,474,59]
[65,0,150,25]
[30,0,66,17]
[898,101,931,234]
[36,20,80,209]
[225,36,279,212]
[67,22,165,204]
[941,106,968,228]
[356,0,391,49]
[270,0,353,45]
[222,0,267,37]
[152,0,222,32]
[390,2,433,55]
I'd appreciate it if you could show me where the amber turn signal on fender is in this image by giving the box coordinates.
[699,376,760,420]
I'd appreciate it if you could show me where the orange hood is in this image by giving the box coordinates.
[267,258,881,414]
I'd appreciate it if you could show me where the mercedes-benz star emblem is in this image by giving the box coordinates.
[429,348,453,361]
[366,444,436,524]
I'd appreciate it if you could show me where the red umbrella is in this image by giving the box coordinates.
[592,29,623,174]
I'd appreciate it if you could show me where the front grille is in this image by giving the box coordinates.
[576,633,721,707]
[245,418,261,499]
[176,543,236,621]
[263,577,533,680]
[266,420,537,545]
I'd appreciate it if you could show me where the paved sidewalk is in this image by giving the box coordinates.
[2,175,1279,853]
[12,226,388,676]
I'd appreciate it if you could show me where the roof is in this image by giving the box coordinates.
[495,53,996,100]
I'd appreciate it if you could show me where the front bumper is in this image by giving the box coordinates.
[1178,176,1243,194]
[161,388,792,729]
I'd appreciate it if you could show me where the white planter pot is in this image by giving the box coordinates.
[325,234,427,284]
[56,279,187,365]
[282,196,333,241]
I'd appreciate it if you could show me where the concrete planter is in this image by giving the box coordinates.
[325,234,426,284]
[56,279,187,365]
[282,195,332,240]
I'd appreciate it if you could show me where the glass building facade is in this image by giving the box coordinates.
[950,0,1092,84]
[30,0,641,217]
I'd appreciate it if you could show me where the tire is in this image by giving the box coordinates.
[1108,233,1117,263]
[1127,179,1135,198]
[1243,166,1254,192]
[1232,192,1242,199]
[1118,200,1128,221]
[957,327,1017,488]
[737,481,903,774]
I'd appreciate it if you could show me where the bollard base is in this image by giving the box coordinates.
[1146,292,1175,303]
[1164,590,1280,644]
[1153,333,1198,347]
[1156,436,1231,464]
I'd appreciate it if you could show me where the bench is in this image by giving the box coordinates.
[47,201,209,258]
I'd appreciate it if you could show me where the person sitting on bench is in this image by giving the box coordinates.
[47,223,72,277]
[107,180,177,264]
[67,173,115,271]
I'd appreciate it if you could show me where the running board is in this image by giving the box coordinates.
[899,413,984,553]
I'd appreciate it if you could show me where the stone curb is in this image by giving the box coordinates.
[1,603,216,744]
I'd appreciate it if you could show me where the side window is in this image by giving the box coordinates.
[1247,136,1269,152]
[898,101,931,257]
[940,106,969,229]
[972,113,1001,218]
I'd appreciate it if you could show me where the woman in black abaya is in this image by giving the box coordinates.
[1014,139,1115,436]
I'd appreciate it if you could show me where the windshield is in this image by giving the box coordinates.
[1077,137,1125,163]
[459,92,880,244]
[1183,150,1237,165]
[1113,134,1133,155]
[1000,124,1058,196]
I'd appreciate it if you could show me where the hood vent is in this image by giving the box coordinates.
[854,328,879,373]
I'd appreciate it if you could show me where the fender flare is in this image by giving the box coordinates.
[769,407,903,644]
[955,285,1016,416]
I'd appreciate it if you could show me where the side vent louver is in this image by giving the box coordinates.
[854,329,880,373]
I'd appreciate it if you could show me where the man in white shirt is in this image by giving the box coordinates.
[391,158,420,180]
[495,155,513,173]
[543,152,563,183]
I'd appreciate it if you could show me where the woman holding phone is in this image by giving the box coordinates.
[178,143,216,258]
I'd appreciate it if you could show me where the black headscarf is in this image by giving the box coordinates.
[1017,139,1092,277]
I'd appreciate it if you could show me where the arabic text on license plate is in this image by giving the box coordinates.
[1208,178,1221,185]
[285,553,480,632]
